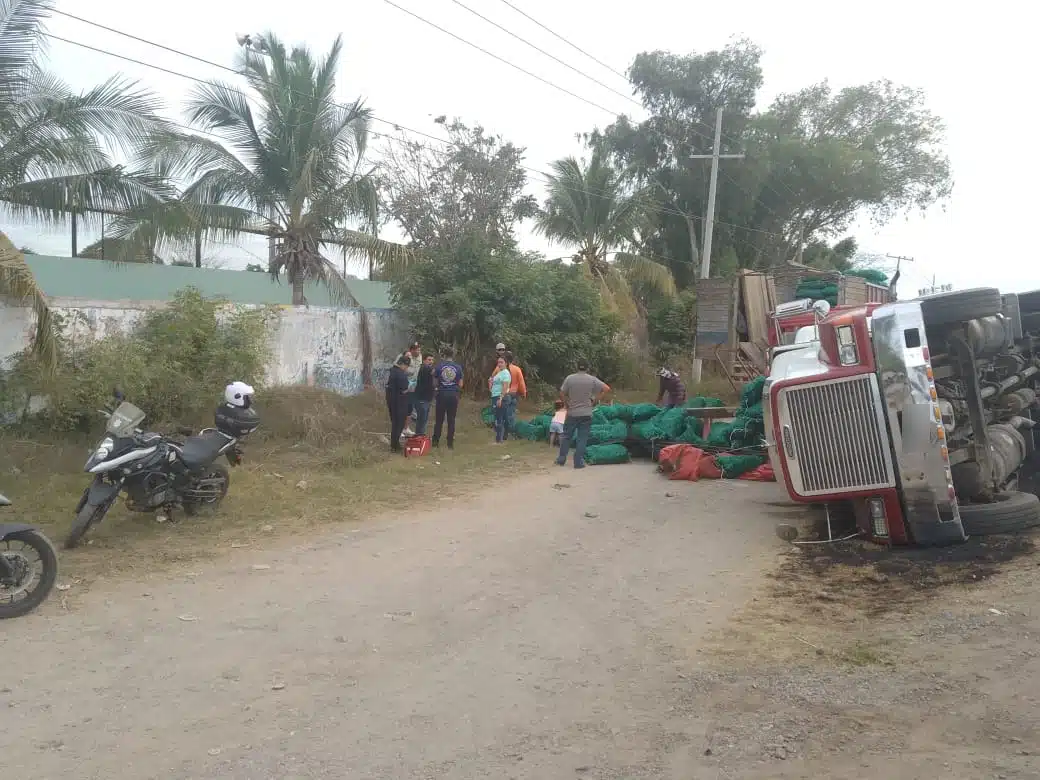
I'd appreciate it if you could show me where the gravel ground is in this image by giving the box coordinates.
[4,462,1039,779]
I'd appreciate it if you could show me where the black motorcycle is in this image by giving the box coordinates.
[65,391,258,549]
[1,492,59,619]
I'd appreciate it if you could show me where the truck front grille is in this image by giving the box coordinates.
[780,375,894,496]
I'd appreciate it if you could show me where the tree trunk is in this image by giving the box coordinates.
[684,215,699,272]
[194,228,202,268]
[291,277,306,306]
[71,212,78,257]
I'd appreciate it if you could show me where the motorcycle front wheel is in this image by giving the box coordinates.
[0,529,59,619]
[182,463,230,516]
[65,494,115,549]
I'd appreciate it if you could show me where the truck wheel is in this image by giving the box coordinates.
[919,287,1002,327]
[958,491,1040,536]
[1016,289,1040,314]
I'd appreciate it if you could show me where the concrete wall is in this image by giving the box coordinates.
[0,298,408,396]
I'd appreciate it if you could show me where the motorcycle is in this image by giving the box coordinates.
[1,492,59,619]
[65,388,258,549]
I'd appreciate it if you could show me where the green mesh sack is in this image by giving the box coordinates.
[716,453,767,478]
[846,268,888,286]
[588,419,629,445]
[585,443,631,465]
[707,421,736,447]
[739,377,766,410]
[514,420,548,441]
[676,419,708,446]
[630,403,663,422]
[630,419,657,441]
[480,406,494,427]
[596,404,632,422]
[635,407,686,441]
[686,396,725,409]
[531,413,553,428]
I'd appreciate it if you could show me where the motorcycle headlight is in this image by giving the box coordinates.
[94,437,114,460]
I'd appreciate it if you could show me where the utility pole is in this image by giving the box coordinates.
[883,253,914,298]
[691,108,745,279]
[689,107,745,384]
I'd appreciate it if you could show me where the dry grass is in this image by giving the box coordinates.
[707,519,1037,671]
[0,386,551,586]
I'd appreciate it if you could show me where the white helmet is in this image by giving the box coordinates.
[225,381,255,408]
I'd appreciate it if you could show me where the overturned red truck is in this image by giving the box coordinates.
[765,289,1040,546]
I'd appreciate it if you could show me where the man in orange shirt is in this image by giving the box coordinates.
[502,350,526,440]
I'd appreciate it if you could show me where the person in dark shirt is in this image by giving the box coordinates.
[433,346,465,449]
[413,355,436,436]
[385,355,411,452]
[655,368,687,408]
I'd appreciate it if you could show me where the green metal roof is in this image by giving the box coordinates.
[23,255,393,309]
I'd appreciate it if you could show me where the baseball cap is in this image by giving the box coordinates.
[495,342,506,350]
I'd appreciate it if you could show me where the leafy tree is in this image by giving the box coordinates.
[244,263,266,272]
[128,33,411,305]
[646,289,697,365]
[378,118,538,251]
[800,236,857,271]
[590,38,951,279]
[391,235,622,394]
[0,0,167,365]
[536,150,675,321]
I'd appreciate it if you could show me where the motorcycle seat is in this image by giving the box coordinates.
[179,430,230,470]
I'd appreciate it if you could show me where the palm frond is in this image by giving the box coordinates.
[0,0,52,86]
[0,229,55,368]
[336,229,418,278]
[613,252,677,297]
[1,166,172,224]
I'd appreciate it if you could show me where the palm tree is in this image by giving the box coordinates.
[0,0,168,365]
[0,232,54,367]
[132,33,411,305]
[536,150,676,319]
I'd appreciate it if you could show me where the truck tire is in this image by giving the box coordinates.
[958,491,1040,536]
[1016,289,1040,314]
[919,287,1002,328]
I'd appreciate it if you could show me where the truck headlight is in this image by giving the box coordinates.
[868,497,888,538]
[837,325,858,366]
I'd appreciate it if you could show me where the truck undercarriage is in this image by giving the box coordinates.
[766,287,1040,547]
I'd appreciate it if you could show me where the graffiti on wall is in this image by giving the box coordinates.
[1,298,407,398]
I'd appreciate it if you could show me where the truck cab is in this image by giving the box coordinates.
[764,289,1040,546]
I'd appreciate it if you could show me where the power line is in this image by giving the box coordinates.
[446,0,641,110]
[379,0,618,115]
[494,0,629,82]
[41,26,787,242]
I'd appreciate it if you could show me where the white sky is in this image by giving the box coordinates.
[7,0,1033,298]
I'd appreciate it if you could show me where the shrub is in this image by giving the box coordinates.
[1,289,273,431]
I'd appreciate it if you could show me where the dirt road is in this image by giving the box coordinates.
[4,465,784,780]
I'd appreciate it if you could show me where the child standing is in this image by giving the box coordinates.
[549,400,566,447]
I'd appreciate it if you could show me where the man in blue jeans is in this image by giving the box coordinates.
[556,359,610,469]
[412,354,436,436]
